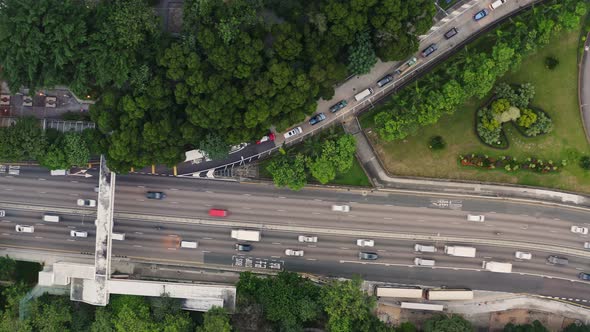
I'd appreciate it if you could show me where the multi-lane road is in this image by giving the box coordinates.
[1,167,590,302]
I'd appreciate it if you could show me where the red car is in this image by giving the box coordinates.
[256,133,276,144]
[209,209,228,217]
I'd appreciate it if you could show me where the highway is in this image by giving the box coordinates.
[1,168,590,302]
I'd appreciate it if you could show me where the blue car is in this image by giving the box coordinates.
[474,9,488,21]
[309,113,326,125]
[329,100,348,113]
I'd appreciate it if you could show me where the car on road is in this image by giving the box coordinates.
[229,143,250,154]
[77,199,96,207]
[357,239,375,247]
[414,244,437,253]
[547,255,568,265]
[284,127,303,139]
[209,209,228,217]
[0,210,5,217]
[329,100,348,113]
[309,113,326,126]
[421,44,438,57]
[571,225,589,234]
[359,252,378,260]
[579,272,590,281]
[474,9,488,21]
[285,249,304,257]
[146,191,166,200]
[331,204,350,212]
[256,133,276,144]
[444,27,458,39]
[489,0,507,10]
[235,243,252,252]
[514,251,532,260]
[15,225,34,233]
[584,242,590,249]
[70,230,88,238]
[467,214,485,222]
[377,74,394,88]
[298,235,318,243]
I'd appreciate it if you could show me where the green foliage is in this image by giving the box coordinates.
[0,117,47,162]
[199,134,230,161]
[321,276,376,332]
[267,153,308,190]
[27,295,73,332]
[348,30,377,75]
[63,133,91,167]
[514,83,535,109]
[544,56,559,69]
[503,320,549,332]
[579,156,590,170]
[0,0,89,93]
[196,307,231,332]
[517,109,538,128]
[428,136,446,150]
[423,314,474,332]
[0,256,16,280]
[563,323,590,332]
[524,111,552,136]
[308,134,357,184]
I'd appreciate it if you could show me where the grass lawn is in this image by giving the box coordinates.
[364,27,590,193]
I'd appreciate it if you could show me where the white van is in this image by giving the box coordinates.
[414,258,435,266]
[15,225,34,233]
[414,244,437,253]
[489,0,506,10]
[43,214,60,222]
[50,169,69,176]
[180,241,198,248]
[112,233,126,241]
[354,88,373,102]
[331,204,350,212]
[70,230,88,238]
[467,214,485,222]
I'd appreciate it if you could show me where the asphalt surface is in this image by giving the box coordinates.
[1,169,590,302]
[580,32,590,143]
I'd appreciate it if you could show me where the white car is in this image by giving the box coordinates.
[356,239,374,247]
[70,230,88,238]
[514,251,532,260]
[467,214,485,222]
[298,235,318,243]
[331,205,350,212]
[571,226,589,235]
[283,127,302,139]
[584,242,590,249]
[285,249,304,256]
[0,210,5,217]
[77,199,96,207]
[15,225,34,233]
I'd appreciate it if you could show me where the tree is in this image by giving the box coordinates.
[28,295,73,332]
[0,0,89,93]
[309,155,337,184]
[0,255,16,280]
[267,153,307,190]
[63,132,91,167]
[563,323,590,332]
[517,109,538,128]
[196,307,232,332]
[0,117,47,162]
[150,293,183,321]
[321,276,376,332]
[504,320,549,332]
[579,156,590,170]
[199,133,231,161]
[545,56,559,69]
[428,136,446,150]
[524,111,552,136]
[514,83,535,109]
[348,30,378,75]
[423,314,474,332]
[91,308,114,332]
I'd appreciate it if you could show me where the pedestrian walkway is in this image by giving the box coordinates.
[579,32,590,143]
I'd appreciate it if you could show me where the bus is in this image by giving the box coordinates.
[375,287,424,299]
[426,289,473,301]
[401,302,444,311]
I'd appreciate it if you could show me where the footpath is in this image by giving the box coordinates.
[579,32,590,143]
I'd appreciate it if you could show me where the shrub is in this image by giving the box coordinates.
[517,108,537,128]
[580,156,590,170]
[428,136,446,150]
[524,111,553,136]
[545,56,559,69]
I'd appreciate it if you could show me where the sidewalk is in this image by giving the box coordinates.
[579,32,590,143]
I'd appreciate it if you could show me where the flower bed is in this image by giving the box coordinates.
[459,153,566,173]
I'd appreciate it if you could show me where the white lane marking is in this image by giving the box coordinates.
[171,201,178,204]
[347,215,356,217]
[576,267,584,271]
[170,188,179,191]
[271,255,281,258]
[201,250,211,253]
[167,248,177,251]
[385,204,393,207]
[137,185,145,188]
[243,193,251,196]
[1,220,11,223]
[451,222,460,225]
[418,219,425,222]
[133,245,142,248]
[205,191,213,194]
[202,237,213,240]
[484,256,493,259]
[554,218,560,221]
[520,225,528,229]
[314,199,322,202]
[312,212,321,215]
[4,188,13,191]
[134,232,143,235]
[384,217,392,220]
[272,242,281,245]
[67,226,76,229]
[168,234,178,237]
[243,207,251,210]
[1,233,8,236]
[69,193,79,196]
[490,211,497,214]
[136,199,145,202]
[485,224,494,227]
[38,191,47,194]
[35,223,44,226]
[340,247,350,250]
[521,214,528,217]
[377,249,386,252]
[307,245,317,248]
[550,230,558,233]
[67,239,75,242]
[205,204,212,207]
[70,181,78,184]
[38,178,46,181]
[34,236,43,239]
[279,196,286,199]
[306,258,317,261]
[276,209,285,212]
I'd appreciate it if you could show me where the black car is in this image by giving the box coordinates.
[579,272,590,281]
[444,27,458,40]
[309,113,327,125]
[377,74,394,88]
[146,191,166,200]
[421,44,438,57]
[547,255,568,265]
[359,252,378,260]
[329,100,348,113]
[235,243,252,252]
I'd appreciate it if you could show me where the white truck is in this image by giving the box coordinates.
[444,245,476,258]
[482,261,512,273]
[230,229,260,242]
